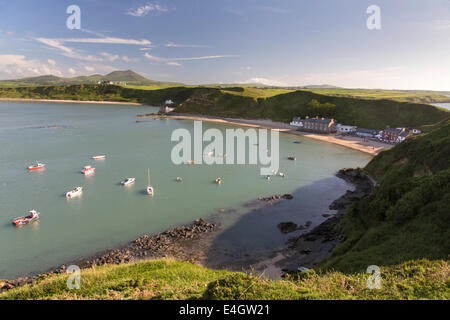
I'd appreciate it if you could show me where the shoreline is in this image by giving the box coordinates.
[1,169,370,289]
[0,169,370,289]
[0,97,144,106]
[166,113,391,156]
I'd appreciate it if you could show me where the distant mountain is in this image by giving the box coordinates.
[0,70,183,87]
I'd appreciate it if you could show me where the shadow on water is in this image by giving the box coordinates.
[202,176,353,271]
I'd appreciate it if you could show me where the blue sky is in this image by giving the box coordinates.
[0,0,449,90]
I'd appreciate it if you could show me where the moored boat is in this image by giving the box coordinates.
[81,166,95,174]
[92,155,106,160]
[176,177,182,182]
[121,177,136,186]
[27,161,45,171]
[287,156,296,161]
[215,177,222,184]
[12,210,40,226]
[66,186,83,198]
[279,172,286,177]
[146,169,154,195]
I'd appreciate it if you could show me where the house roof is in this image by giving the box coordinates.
[384,128,405,134]
[303,117,334,124]
[356,128,377,134]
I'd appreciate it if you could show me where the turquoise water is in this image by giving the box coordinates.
[0,101,371,279]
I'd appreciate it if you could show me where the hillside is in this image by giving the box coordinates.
[0,84,448,129]
[318,124,450,273]
[1,258,447,300]
[0,70,182,87]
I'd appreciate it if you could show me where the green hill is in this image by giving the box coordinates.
[1,258,447,300]
[0,84,448,129]
[318,124,450,273]
[0,70,182,87]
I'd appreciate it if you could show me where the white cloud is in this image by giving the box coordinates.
[241,77,289,87]
[143,53,236,66]
[101,52,119,62]
[68,68,76,75]
[165,42,208,48]
[63,37,151,46]
[126,3,171,17]
[0,54,63,78]
[432,20,450,31]
[47,59,56,66]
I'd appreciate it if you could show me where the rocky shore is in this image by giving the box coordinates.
[0,219,217,292]
[253,168,374,278]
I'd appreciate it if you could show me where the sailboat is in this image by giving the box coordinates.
[146,168,154,195]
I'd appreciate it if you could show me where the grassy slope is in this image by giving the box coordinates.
[301,88,450,103]
[318,124,450,273]
[0,84,448,129]
[1,258,448,300]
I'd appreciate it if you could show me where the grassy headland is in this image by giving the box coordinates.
[0,84,448,130]
[1,258,448,300]
[318,124,450,273]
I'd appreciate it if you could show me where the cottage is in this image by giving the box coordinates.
[299,117,336,133]
[336,123,357,134]
[381,128,408,143]
[290,117,303,127]
[356,128,377,138]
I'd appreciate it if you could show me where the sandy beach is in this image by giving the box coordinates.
[168,113,392,156]
[0,97,144,106]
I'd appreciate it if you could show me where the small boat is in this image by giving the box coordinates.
[187,160,195,165]
[92,155,106,160]
[121,177,136,186]
[287,156,296,161]
[146,169,154,195]
[265,175,271,180]
[215,178,222,184]
[81,166,95,174]
[27,161,45,171]
[206,151,214,156]
[176,177,182,182]
[279,172,286,177]
[66,186,83,198]
[293,141,301,144]
[12,210,40,226]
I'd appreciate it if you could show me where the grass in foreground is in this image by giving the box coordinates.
[1,258,448,300]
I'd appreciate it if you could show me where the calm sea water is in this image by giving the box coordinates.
[0,101,371,279]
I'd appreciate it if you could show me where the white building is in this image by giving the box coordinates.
[290,117,303,127]
[336,123,357,134]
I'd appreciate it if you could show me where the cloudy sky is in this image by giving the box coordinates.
[0,0,449,90]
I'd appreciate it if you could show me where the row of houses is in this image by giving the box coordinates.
[290,116,421,144]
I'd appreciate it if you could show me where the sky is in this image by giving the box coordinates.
[0,0,449,90]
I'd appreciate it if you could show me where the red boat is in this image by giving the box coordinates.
[12,210,40,226]
[81,165,95,174]
[27,161,46,171]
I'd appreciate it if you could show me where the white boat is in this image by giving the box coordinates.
[121,177,135,186]
[92,155,106,160]
[147,169,154,195]
[206,151,214,156]
[279,172,286,177]
[66,186,83,198]
[81,166,95,174]
[176,177,182,182]
[215,177,222,184]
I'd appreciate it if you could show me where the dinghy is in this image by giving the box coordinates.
[121,177,135,186]
[81,166,95,174]
[27,161,45,171]
[66,186,83,198]
[12,210,40,226]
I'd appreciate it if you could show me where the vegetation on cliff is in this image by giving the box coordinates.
[0,84,448,129]
[318,124,450,273]
[1,258,448,300]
